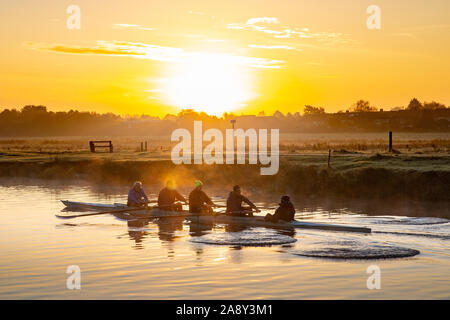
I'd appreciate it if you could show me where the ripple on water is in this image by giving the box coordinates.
[292,239,420,260]
[190,229,297,246]
[375,217,449,225]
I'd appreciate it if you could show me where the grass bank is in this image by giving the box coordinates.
[0,154,449,202]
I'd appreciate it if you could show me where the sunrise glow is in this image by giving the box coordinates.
[161,54,254,115]
[1,1,450,116]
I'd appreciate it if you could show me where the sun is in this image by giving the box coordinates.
[162,54,254,116]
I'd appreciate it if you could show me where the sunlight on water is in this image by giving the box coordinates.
[0,180,448,299]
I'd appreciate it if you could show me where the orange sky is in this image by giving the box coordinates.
[0,0,450,116]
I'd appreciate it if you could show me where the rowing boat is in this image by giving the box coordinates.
[61,200,129,211]
[61,200,371,233]
[188,215,371,233]
[60,200,192,219]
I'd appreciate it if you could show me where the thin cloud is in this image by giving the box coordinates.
[26,41,180,61]
[246,17,279,25]
[248,44,299,51]
[113,24,154,31]
[25,41,283,69]
[227,19,352,45]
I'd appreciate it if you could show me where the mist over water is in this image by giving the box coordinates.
[0,179,449,299]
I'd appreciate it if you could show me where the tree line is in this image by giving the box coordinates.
[302,98,448,115]
[0,99,449,136]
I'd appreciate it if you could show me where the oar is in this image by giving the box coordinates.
[211,203,268,211]
[212,206,262,216]
[56,205,164,219]
[179,202,226,209]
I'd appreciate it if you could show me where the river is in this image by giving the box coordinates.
[0,179,448,299]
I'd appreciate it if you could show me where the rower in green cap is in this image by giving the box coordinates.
[188,180,215,214]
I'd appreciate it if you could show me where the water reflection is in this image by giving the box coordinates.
[117,212,298,253]
[120,216,186,251]
[188,220,213,237]
[154,217,185,242]
[126,219,148,249]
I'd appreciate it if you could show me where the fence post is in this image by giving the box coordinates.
[389,131,393,152]
[328,149,332,168]
[145,141,148,151]
[140,142,143,152]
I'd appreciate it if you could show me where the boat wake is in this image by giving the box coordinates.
[373,230,450,240]
[291,239,420,260]
[374,217,449,225]
[190,229,297,246]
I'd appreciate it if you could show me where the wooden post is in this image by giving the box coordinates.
[140,142,143,152]
[145,141,148,151]
[389,131,393,152]
[89,141,95,153]
[328,149,332,168]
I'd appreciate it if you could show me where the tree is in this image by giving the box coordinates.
[423,101,446,110]
[407,98,422,111]
[303,105,325,115]
[273,110,285,118]
[21,105,47,113]
[352,100,377,112]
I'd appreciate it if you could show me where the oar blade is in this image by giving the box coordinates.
[55,214,76,219]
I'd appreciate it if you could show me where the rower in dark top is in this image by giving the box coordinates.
[188,180,215,214]
[158,180,186,211]
[127,181,149,207]
[226,185,260,216]
[265,195,295,223]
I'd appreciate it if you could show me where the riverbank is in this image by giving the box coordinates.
[0,153,449,202]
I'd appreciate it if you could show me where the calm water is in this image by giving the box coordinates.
[0,180,449,299]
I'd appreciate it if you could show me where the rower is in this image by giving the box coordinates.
[127,181,149,207]
[158,180,187,211]
[188,180,215,214]
[226,185,260,216]
[264,195,295,223]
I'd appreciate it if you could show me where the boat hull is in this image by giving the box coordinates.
[61,200,128,211]
[62,200,371,232]
[188,215,371,233]
[61,200,193,220]
[115,208,194,220]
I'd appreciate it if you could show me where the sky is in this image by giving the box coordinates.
[0,0,450,116]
